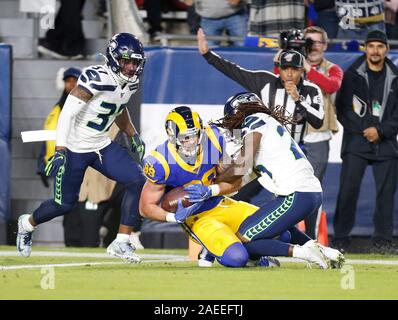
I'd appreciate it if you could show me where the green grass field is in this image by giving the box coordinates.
[1,245,398,300]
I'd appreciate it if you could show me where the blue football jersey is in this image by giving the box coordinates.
[143,125,225,214]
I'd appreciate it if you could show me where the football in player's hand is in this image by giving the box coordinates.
[161,187,191,213]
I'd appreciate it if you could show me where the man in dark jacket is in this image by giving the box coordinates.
[333,30,398,254]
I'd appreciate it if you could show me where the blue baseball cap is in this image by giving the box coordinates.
[63,67,82,80]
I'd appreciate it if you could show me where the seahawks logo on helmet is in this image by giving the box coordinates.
[224,92,263,116]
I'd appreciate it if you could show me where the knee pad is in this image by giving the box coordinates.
[218,242,248,268]
[277,230,291,243]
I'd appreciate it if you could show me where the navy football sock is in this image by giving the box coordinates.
[289,226,311,245]
[244,239,290,260]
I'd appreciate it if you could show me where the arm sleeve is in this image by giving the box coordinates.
[55,94,87,147]
[203,51,276,93]
[306,64,343,94]
[296,85,325,129]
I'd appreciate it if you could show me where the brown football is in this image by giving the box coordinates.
[161,187,191,213]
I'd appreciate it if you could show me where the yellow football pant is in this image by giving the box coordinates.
[184,197,259,257]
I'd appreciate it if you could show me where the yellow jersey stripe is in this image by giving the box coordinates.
[167,142,203,173]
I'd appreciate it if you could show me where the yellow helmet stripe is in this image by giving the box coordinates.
[166,112,188,133]
[192,111,202,130]
[205,126,222,153]
[150,150,170,181]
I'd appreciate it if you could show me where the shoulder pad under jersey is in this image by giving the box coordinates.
[77,65,117,96]
[142,149,170,184]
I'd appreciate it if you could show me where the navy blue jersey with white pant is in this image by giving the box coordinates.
[33,141,145,226]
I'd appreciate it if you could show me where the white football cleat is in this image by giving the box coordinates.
[16,214,34,258]
[317,243,345,269]
[198,247,215,267]
[301,240,330,269]
[107,239,142,263]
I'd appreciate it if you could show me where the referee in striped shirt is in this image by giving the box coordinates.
[197,28,325,147]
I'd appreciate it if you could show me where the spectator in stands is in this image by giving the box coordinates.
[187,0,248,46]
[248,0,305,38]
[311,0,339,38]
[300,26,343,239]
[333,30,398,254]
[144,0,165,38]
[183,0,202,34]
[336,0,386,40]
[38,0,86,59]
[385,0,398,40]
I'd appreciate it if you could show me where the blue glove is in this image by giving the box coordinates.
[131,133,146,161]
[175,199,204,223]
[185,184,212,203]
[45,149,67,177]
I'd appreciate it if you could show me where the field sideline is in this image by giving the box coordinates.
[1,246,398,300]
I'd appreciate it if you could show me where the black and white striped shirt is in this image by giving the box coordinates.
[203,51,324,144]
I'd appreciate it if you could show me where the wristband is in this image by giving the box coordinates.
[209,184,221,196]
[166,212,177,223]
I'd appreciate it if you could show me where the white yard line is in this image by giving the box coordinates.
[273,257,398,266]
[0,251,186,259]
[0,257,189,271]
[1,251,398,271]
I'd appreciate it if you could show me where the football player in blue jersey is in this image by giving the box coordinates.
[194,92,344,268]
[17,33,147,263]
[139,105,339,268]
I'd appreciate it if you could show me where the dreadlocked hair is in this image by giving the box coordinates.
[211,102,296,133]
